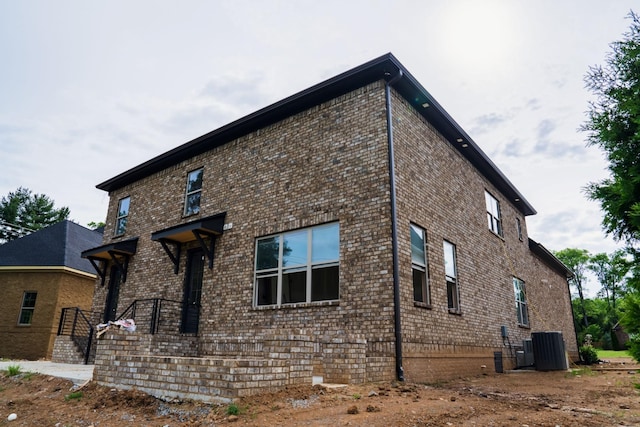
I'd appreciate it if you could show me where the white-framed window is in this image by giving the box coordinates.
[443,240,460,312]
[18,291,37,325]
[513,277,529,326]
[254,223,339,307]
[184,168,203,216]
[485,191,502,236]
[114,196,130,236]
[411,224,430,305]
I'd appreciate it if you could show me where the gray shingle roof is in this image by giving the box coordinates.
[0,220,103,274]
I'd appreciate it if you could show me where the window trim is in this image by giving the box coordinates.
[485,190,503,237]
[183,167,204,217]
[114,196,130,237]
[513,277,529,327]
[17,291,37,326]
[443,240,460,313]
[410,223,431,307]
[254,223,340,308]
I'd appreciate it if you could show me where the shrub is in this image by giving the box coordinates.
[579,346,600,365]
[628,336,640,363]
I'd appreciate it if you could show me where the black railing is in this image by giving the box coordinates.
[116,298,192,335]
[57,307,94,365]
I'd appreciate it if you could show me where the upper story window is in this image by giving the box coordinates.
[255,222,339,307]
[485,191,502,236]
[513,277,529,326]
[18,291,37,325]
[411,224,430,305]
[114,196,130,236]
[516,217,523,241]
[184,168,203,216]
[443,240,460,312]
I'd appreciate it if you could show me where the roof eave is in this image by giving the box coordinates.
[96,53,536,216]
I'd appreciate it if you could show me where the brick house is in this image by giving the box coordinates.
[83,53,576,401]
[0,220,102,360]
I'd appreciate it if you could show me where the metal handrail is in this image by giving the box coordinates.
[57,307,94,364]
[115,298,195,335]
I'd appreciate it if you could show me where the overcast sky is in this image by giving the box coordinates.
[0,1,635,295]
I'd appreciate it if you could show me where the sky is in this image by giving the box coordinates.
[0,1,636,295]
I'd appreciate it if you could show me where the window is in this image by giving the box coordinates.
[443,240,460,312]
[485,191,502,236]
[516,217,523,241]
[114,197,130,236]
[255,223,339,307]
[18,292,37,325]
[513,277,529,326]
[184,168,203,216]
[411,224,430,305]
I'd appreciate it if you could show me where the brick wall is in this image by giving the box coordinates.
[89,80,576,392]
[0,269,95,360]
[91,81,399,384]
[390,90,577,382]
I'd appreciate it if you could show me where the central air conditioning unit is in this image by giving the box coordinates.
[515,339,535,368]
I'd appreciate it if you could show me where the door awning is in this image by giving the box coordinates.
[150,212,226,243]
[151,212,226,273]
[81,237,139,285]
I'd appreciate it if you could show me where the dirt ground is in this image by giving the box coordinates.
[1,358,639,427]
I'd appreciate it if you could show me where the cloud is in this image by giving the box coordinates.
[469,112,509,135]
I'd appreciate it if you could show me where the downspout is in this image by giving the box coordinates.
[385,68,404,381]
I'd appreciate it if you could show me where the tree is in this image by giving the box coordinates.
[554,248,591,327]
[588,250,630,312]
[0,187,70,242]
[583,11,640,247]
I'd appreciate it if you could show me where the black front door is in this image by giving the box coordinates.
[104,266,122,322]
[182,248,205,333]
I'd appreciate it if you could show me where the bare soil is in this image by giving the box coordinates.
[1,358,639,426]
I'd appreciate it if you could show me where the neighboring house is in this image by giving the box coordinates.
[0,220,102,360]
[84,53,577,401]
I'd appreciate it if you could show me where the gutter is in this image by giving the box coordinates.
[385,68,405,382]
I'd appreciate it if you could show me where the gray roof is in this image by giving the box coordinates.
[0,220,103,274]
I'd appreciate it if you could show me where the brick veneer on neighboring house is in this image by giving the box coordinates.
[84,54,577,401]
[0,221,101,360]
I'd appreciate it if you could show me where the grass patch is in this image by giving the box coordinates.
[6,365,22,377]
[596,349,630,359]
[567,367,595,377]
[64,391,83,401]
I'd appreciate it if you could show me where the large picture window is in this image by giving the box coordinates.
[443,240,460,312]
[184,168,203,216]
[513,277,529,326]
[18,291,37,325]
[411,224,430,305]
[255,223,339,307]
[114,196,130,236]
[485,191,502,236]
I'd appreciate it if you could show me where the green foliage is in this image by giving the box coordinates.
[87,221,105,230]
[627,336,640,363]
[579,346,600,365]
[583,11,640,246]
[554,248,591,327]
[0,187,70,242]
[5,365,21,377]
[226,403,239,416]
[64,391,83,401]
